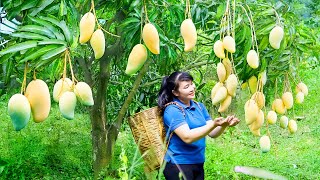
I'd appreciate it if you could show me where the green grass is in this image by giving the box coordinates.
[1,66,319,179]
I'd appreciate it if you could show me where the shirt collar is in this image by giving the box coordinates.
[173,97,196,110]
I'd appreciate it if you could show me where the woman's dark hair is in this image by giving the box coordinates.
[157,71,193,110]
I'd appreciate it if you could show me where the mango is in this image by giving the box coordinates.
[251,92,265,109]
[90,29,105,59]
[282,92,293,109]
[246,50,259,69]
[249,125,260,136]
[248,76,257,93]
[222,58,232,78]
[295,92,304,104]
[288,119,297,134]
[211,86,227,106]
[180,19,197,52]
[269,26,284,49]
[222,35,236,53]
[260,70,267,85]
[241,82,248,90]
[142,23,160,54]
[279,116,288,129]
[259,135,271,153]
[272,98,286,115]
[53,78,72,102]
[59,91,77,120]
[211,82,223,102]
[8,94,31,131]
[217,62,226,83]
[125,44,148,75]
[244,99,259,125]
[74,82,94,106]
[218,95,232,113]
[225,74,238,97]
[295,82,308,96]
[25,79,51,123]
[79,12,95,44]
[267,110,277,125]
[213,40,225,58]
[250,110,264,130]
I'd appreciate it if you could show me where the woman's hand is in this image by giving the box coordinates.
[213,117,229,127]
[226,115,240,127]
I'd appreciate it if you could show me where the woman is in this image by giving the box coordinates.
[157,71,240,180]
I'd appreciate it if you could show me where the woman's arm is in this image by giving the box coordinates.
[173,117,228,144]
[208,125,228,138]
[208,116,240,138]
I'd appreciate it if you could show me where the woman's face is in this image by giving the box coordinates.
[173,80,196,101]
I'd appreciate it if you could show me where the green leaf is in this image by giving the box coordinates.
[30,0,55,16]
[0,41,38,56]
[11,32,49,40]
[28,16,65,40]
[59,0,67,16]
[59,21,72,43]
[19,25,55,39]
[20,0,38,11]
[39,46,66,60]
[38,39,67,46]
[19,45,59,63]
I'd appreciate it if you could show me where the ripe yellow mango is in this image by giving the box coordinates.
[249,125,260,136]
[222,58,232,78]
[251,92,265,109]
[260,70,267,85]
[180,19,197,52]
[226,74,238,97]
[90,29,105,59]
[259,135,271,153]
[53,78,72,102]
[267,110,277,125]
[142,23,160,54]
[218,95,232,113]
[211,82,223,101]
[211,86,227,106]
[269,26,284,49]
[8,94,31,131]
[279,116,288,129]
[59,91,77,120]
[213,40,225,58]
[246,50,259,69]
[295,92,304,104]
[288,119,297,134]
[125,44,148,75]
[25,79,51,123]
[248,76,257,93]
[79,12,95,44]
[272,98,286,115]
[222,36,236,53]
[217,62,226,83]
[74,82,94,106]
[244,99,259,125]
[295,82,308,96]
[282,92,293,109]
[250,110,264,130]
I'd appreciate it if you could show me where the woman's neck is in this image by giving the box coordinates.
[177,97,191,106]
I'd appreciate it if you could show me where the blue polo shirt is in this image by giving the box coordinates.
[163,98,212,164]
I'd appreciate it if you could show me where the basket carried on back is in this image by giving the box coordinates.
[128,106,166,172]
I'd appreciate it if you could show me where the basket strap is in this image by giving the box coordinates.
[164,102,185,116]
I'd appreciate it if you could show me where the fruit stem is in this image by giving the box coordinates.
[143,0,150,23]
[91,0,120,38]
[21,62,28,94]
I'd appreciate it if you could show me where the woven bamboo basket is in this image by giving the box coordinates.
[128,106,166,172]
